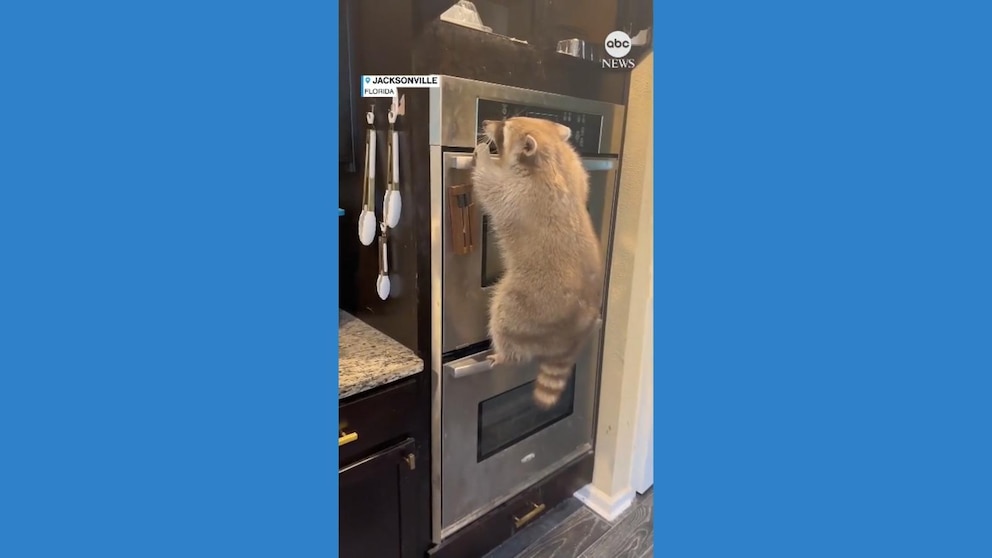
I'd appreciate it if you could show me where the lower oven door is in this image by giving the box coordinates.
[439,327,601,539]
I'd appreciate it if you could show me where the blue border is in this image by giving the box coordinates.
[1,1,339,556]
[657,1,992,556]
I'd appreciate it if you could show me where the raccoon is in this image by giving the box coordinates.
[472,117,603,409]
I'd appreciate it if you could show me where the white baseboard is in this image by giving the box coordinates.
[573,483,636,522]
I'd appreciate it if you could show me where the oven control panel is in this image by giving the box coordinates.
[477,99,604,154]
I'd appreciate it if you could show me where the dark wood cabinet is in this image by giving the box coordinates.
[340,438,421,558]
[339,379,420,467]
[339,377,431,558]
[408,0,653,50]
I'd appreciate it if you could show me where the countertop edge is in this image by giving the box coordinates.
[338,310,425,400]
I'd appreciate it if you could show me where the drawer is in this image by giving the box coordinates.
[428,451,593,558]
[339,377,418,466]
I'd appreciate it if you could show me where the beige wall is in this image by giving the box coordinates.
[590,51,654,500]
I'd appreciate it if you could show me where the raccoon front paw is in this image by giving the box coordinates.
[474,142,491,161]
[486,353,505,367]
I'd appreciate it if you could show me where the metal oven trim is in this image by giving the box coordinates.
[429,144,445,542]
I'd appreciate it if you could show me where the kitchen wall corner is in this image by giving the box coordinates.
[580,50,654,517]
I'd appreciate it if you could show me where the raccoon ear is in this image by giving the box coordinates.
[554,123,572,142]
[523,134,538,156]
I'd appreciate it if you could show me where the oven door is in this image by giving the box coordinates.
[440,151,619,353]
[439,324,600,538]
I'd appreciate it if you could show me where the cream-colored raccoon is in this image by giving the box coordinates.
[472,116,603,409]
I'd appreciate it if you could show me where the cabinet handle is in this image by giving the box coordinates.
[338,431,359,446]
[404,453,416,470]
[513,502,546,529]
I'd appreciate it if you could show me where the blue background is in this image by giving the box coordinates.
[1,0,991,557]
[1,1,338,556]
[657,0,992,556]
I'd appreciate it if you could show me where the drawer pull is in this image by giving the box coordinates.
[338,431,359,447]
[513,502,546,529]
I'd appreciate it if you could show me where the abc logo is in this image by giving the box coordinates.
[604,30,632,58]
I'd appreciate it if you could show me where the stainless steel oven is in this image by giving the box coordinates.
[428,76,625,541]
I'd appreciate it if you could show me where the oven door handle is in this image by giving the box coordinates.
[445,356,494,379]
[447,155,486,170]
[448,155,617,172]
[581,157,617,172]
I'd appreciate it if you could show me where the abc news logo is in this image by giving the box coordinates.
[603,31,636,70]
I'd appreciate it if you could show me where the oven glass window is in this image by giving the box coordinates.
[587,187,607,247]
[481,216,504,288]
[477,374,576,461]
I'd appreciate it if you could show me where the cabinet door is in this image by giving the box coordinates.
[340,438,419,558]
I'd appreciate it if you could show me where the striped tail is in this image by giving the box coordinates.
[534,359,574,409]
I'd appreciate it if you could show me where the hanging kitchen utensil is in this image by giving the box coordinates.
[376,222,391,300]
[358,107,377,246]
[383,96,403,229]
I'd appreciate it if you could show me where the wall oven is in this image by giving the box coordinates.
[428,76,625,541]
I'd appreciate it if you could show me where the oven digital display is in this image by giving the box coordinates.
[477,99,604,154]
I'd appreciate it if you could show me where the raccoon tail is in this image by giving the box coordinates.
[534,359,574,409]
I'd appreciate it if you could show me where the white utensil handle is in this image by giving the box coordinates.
[391,131,399,185]
[380,239,389,274]
[368,132,377,180]
[376,229,390,300]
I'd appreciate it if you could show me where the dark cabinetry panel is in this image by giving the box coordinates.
[339,378,431,558]
[340,438,420,558]
[414,0,653,52]
[339,378,419,466]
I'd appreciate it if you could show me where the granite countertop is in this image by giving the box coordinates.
[339,311,424,399]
